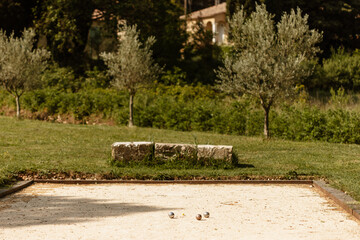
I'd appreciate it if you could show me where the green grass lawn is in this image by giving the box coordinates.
[1,116,360,201]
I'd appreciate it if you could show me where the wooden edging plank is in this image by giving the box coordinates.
[313,180,360,222]
[0,180,34,199]
[33,179,314,185]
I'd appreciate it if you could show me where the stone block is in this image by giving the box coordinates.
[111,142,154,162]
[197,145,233,162]
[154,143,197,160]
[154,143,233,162]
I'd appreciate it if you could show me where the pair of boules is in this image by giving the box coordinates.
[169,211,210,220]
[196,211,210,220]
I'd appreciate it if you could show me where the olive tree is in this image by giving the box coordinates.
[0,29,50,119]
[100,24,161,127]
[217,4,322,138]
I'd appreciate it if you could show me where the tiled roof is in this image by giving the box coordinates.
[180,2,226,20]
[92,9,105,20]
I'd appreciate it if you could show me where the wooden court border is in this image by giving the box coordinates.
[1,179,359,221]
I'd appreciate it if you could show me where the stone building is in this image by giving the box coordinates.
[180,2,228,44]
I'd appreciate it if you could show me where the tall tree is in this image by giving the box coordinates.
[191,0,226,12]
[217,4,322,138]
[117,0,186,69]
[100,25,161,127]
[182,21,223,85]
[0,29,51,118]
[0,0,37,36]
[33,0,95,67]
[92,0,186,69]
[226,0,360,56]
[227,0,257,17]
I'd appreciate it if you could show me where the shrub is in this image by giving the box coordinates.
[41,65,83,92]
[320,48,360,91]
[3,80,360,145]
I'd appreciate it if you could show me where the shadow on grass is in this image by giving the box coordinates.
[0,194,176,228]
[110,152,254,170]
[237,163,255,168]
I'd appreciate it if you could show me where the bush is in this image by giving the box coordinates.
[270,105,360,144]
[84,67,111,89]
[22,88,127,120]
[3,78,360,144]
[41,65,83,92]
[316,48,360,91]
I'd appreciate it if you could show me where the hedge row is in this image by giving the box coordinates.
[2,87,360,144]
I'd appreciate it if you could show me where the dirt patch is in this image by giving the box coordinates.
[0,105,116,125]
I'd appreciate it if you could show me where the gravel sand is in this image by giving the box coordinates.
[0,183,359,240]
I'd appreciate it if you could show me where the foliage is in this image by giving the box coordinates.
[100,24,161,126]
[190,0,225,12]
[100,24,161,95]
[84,67,111,89]
[226,0,257,17]
[181,21,224,85]
[104,0,186,69]
[271,105,360,144]
[217,4,322,137]
[329,87,351,107]
[21,88,126,120]
[290,0,360,57]
[3,80,360,145]
[33,0,95,67]
[160,67,187,85]
[226,0,360,57]
[41,65,81,92]
[0,28,50,118]
[0,0,37,37]
[321,48,360,90]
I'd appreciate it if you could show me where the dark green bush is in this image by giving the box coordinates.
[22,88,127,119]
[41,66,83,92]
[84,68,111,89]
[3,80,360,144]
[311,48,360,91]
[270,106,360,144]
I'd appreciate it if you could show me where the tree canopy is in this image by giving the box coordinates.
[0,29,51,118]
[217,4,322,137]
[100,24,161,127]
[0,0,357,81]
[0,0,37,37]
[33,0,95,67]
[226,0,360,56]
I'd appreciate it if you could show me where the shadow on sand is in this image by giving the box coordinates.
[0,194,176,228]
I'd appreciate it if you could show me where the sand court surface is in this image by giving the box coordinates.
[0,183,360,240]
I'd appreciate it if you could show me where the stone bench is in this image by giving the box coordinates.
[111,142,233,162]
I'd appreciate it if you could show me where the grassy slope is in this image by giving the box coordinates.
[1,116,360,201]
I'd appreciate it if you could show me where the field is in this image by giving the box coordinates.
[1,116,360,201]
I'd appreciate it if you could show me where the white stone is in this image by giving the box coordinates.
[111,142,154,162]
[154,143,197,160]
[197,145,233,162]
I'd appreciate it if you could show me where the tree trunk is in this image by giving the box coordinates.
[263,106,270,139]
[15,95,21,119]
[128,93,134,127]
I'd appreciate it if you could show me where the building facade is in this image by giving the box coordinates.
[181,2,228,44]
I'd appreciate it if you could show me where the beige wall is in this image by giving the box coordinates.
[185,13,228,44]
